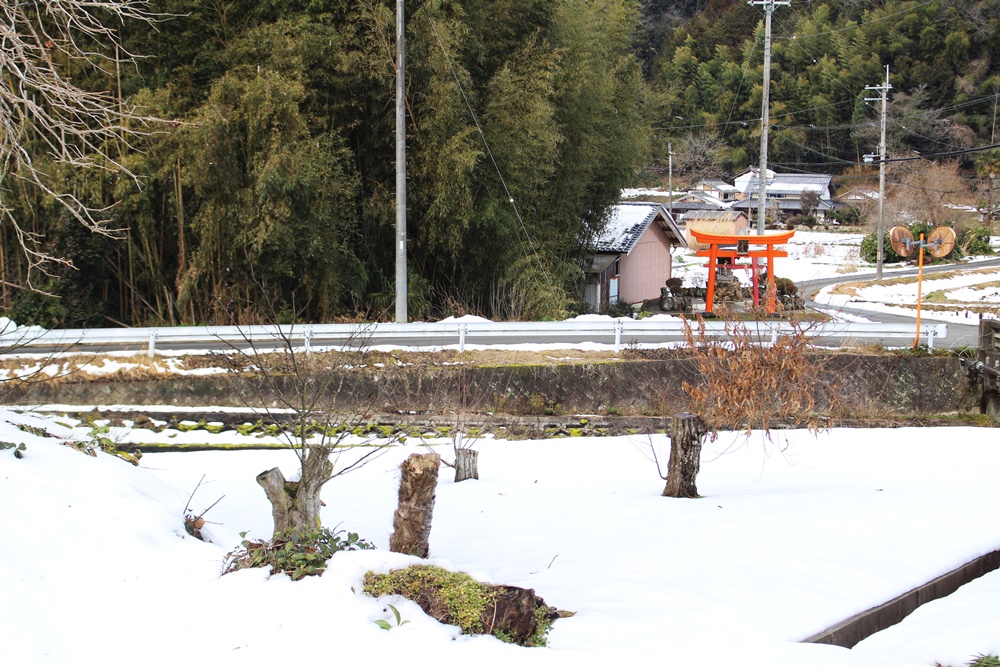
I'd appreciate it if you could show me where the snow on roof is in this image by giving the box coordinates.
[676,192,729,208]
[737,170,833,194]
[594,203,660,254]
[620,187,678,199]
[694,179,738,192]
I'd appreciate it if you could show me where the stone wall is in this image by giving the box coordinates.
[6,355,977,418]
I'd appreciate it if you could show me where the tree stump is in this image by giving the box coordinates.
[454,448,479,482]
[389,453,441,557]
[256,446,333,536]
[662,412,706,498]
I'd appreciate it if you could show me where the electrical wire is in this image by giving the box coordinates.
[720,29,760,142]
[868,142,1000,164]
[421,6,555,291]
[771,0,940,41]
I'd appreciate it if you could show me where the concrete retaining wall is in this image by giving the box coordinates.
[6,355,978,417]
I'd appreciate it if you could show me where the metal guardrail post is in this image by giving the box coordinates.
[304,327,313,355]
[148,330,157,358]
[459,323,468,353]
[614,319,623,354]
[926,325,935,350]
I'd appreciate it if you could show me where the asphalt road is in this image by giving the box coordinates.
[796,257,1000,349]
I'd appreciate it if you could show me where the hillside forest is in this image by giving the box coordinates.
[3,0,1000,327]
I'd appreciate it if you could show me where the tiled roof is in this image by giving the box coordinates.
[594,203,659,254]
[594,203,684,254]
[731,198,833,211]
[697,179,739,192]
[670,200,727,211]
[741,173,832,195]
[682,210,746,222]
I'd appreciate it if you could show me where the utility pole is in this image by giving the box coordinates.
[865,65,891,281]
[668,142,674,221]
[749,0,789,234]
[395,0,408,323]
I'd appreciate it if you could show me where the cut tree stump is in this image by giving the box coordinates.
[454,448,479,482]
[662,412,706,498]
[389,453,441,557]
[256,446,332,536]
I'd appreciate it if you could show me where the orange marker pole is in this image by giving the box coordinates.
[913,234,924,350]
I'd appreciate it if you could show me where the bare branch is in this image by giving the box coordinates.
[0,0,167,280]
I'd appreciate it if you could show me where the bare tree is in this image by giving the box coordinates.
[420,363,497,482]
[0,1,160,285]
[221,326,394,536]
[889,159,975,227]
[650,311,836,497]
[671,132,730,182]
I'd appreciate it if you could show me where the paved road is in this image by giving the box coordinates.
[796,257,1000,349]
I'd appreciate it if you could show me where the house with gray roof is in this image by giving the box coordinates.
[690,179,739,203]
[586,203,686,313]
[730,168,834,221]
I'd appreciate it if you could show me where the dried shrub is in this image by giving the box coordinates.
[680,313,835,436]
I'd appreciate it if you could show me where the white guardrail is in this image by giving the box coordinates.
[0,319,948,356]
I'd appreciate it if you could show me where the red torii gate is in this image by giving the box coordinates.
[689,229,795,315]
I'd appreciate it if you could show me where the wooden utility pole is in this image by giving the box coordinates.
[749,0,789,234]
[395,0,408,323]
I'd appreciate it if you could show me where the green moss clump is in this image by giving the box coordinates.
[204,422,225,434]
[175,420,204,432]
[363,564,556,647]
[236,421,261,436]
[364,565,493,634]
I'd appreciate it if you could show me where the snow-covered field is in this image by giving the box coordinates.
[2,229,1000,666]
[1,410,999,667]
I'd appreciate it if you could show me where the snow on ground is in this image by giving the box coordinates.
[815,267,1000,324]
[2,408,999,667]
[671,230,1000,324]
[672,230,873,289]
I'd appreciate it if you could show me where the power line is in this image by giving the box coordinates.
[421,7,555,292]
[870,143,1000,164]
[653,99,854,132]
[772,0,939,41]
